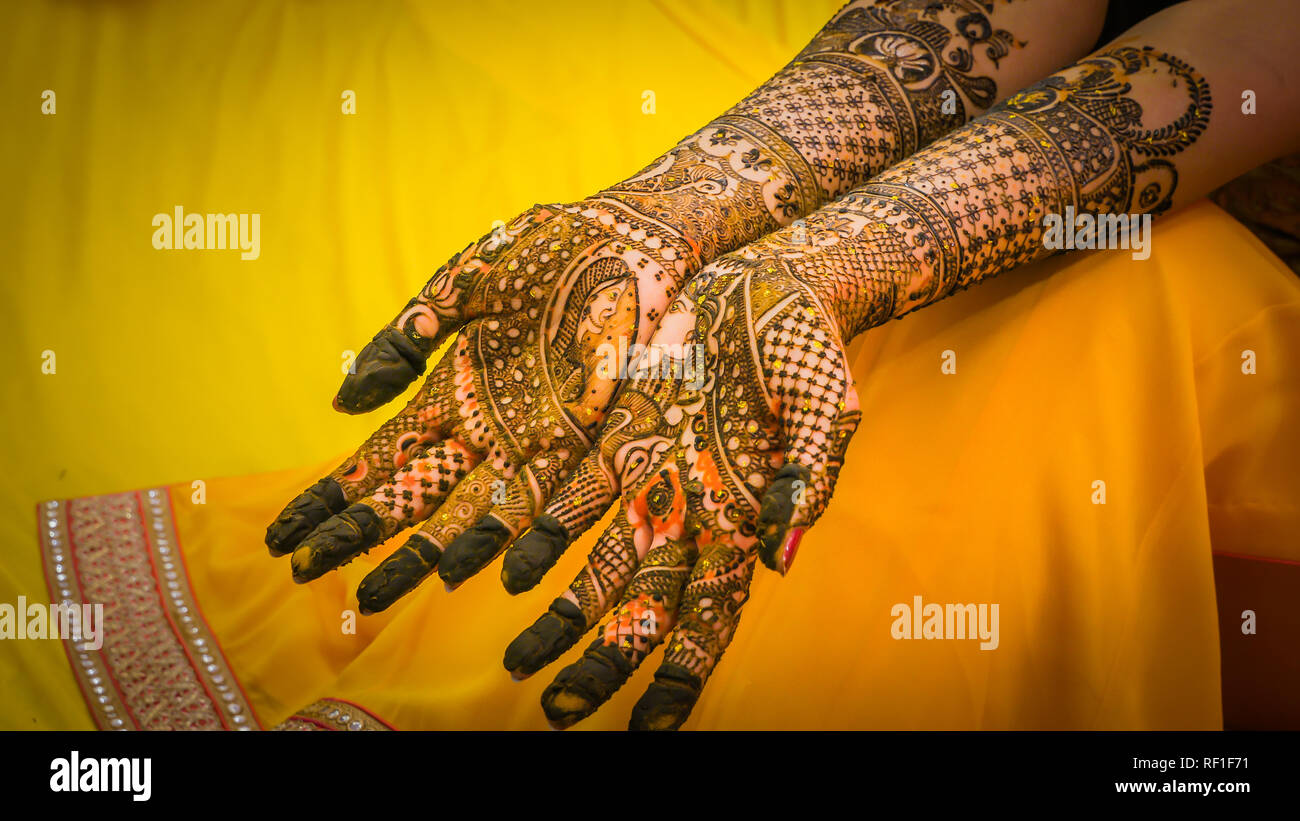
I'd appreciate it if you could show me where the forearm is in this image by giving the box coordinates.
[597,0,1106,261]
[724,0,1300,341]
[373,0,1103,376]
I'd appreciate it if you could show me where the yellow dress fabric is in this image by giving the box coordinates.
[1,1,1297,730]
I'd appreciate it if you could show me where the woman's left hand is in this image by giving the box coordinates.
[500,245,862,730]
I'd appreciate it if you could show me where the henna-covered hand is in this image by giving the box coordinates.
[504,42,1214,729]
[266,198,714,611]
[266,0,1036,609]
[503,254,862,731]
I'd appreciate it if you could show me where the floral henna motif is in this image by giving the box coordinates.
[508,44,1211,730]
[268,0,1027,609]
[606,0,1025,253]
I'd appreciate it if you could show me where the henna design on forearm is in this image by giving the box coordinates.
[603,0,1024,258]
[760,45,1212,342]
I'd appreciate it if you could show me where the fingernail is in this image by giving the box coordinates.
[779,527,805,575]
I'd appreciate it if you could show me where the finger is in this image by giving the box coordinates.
[499,285,701,590]
[539,535,697,730]
[502,379,686,593]
[503,460,687,680]
[334,276,469,415]
[442,447,577,595]
[265,478,347,558]
[431,456,514,588]
[756,400,860,575]
[288,439,479,583]
[629,531,755,731]
[354,452,513,612]
[332,340,468,491]
[335,207,558,414]
[498,435,617,595]
[756,319,861,574]
[502,508,642,681]
[265,351,462,557]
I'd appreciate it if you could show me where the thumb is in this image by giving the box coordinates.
[756,383,861,575]
[335,241,479,414]
[336,204,565,413]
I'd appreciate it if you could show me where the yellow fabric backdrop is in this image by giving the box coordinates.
[2,1,1297,730]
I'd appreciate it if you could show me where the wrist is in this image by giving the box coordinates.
[597,120,818,262]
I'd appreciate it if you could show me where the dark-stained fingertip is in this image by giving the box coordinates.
[438,516,512,587]
[287,503,383,584]
[500,514,569,595]
[756,462,811,573]
[629,664,702,731]
[335,326,428,414]
[265,478,348,557]
[290,545,325,584]
[503,597,585,678]
[355,532,443,614]
[268,517,314,558]
[757,528,785,573]
[539,641,634,729]
[540,687,590,730]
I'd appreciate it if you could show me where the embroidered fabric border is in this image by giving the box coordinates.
[37,489,259,730]
[273,698,394,731]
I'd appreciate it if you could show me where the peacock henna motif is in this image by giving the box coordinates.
[508,44,1211,730]
[266,0,1028,612]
